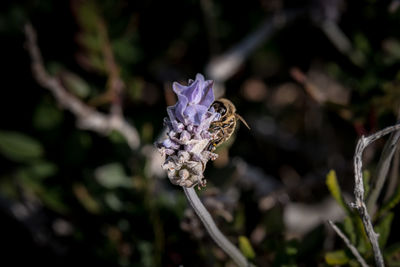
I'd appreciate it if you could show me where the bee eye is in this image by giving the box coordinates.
[213,102,226,115]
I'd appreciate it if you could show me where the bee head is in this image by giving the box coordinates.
[212,101,227,116]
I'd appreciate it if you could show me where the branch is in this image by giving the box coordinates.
[205,9,304,84]
[352,124,400,267]
[183,187,250,267]
[328,220,369,267]
[367,129,400,215]
[24,23,140,150]
[98,18,124,116]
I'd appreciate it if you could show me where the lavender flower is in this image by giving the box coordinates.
[156,74,219,187]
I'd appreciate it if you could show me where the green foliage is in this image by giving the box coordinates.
[325,170,372,259]
[326,170,350,214]
[238,235,255,259]
[33,99,63,130]
[343,216,357,244]
[374,212,394,249]
[95,163,132,189]
[377,184,400,218]
[0,131,43,162]
[363,170,371,198]
[62,71,92,98]
[325,250,349,265]
[138,241,155,267]
[16,160,57,181]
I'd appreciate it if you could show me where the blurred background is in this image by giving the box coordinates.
[1,0,400,266]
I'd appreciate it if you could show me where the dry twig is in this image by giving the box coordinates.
[24,23,140,150]
[328,220,369,267]
[205,9,304,93]
[352,124,400,267]
[367,129,400,215]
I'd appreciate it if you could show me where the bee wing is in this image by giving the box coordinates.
[236,114,250,130]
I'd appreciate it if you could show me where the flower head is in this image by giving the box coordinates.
[156,74,219,187]
[172,73,214,125]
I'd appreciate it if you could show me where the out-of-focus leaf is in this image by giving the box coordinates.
[355,215,370,254]
[127,77,144,101]
[75,0,99,32]
[88,53,107,73]
[358,72,378,93]
[73,184,101,214]
[95,163,131,189]
[17,160,57,180]
[77,33,102,53]
[343,216,356,245]
[138,241,154,267]
[39,188,69,214]
[33,99,63,130]
[105,193,123,211]
[108,130,126,144]
[30,161,57,178]
[112,38,142,65]
[325,250,349,265]
[62,71,91,98]
[354,33,371,55]
[362,170,371,198]
[0,131,43,162]
[378,183,400,218]
[238,236,255,259]
[374,212,394,249]
[326,170,350,213]
[349,259,362,267]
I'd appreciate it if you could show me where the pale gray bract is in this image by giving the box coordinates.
[156,74,219,187]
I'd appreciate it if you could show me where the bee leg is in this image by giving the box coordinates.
[207,142,216,151]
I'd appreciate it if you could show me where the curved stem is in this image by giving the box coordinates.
[352,124,400,267]
[183,187,249,267]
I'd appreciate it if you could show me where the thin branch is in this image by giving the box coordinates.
[367,129,400,215]
[328,220,369,267]
[24,23,140,150]
[319,20,365,67]
[384,145,400,202]
[183,187,251,267]
[97,18,124,116]
[352,124,400,267]
[205,9,304,84]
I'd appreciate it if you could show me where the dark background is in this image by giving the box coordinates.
[1,0,400,266]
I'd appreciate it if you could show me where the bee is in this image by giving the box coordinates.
[208,98,250,151]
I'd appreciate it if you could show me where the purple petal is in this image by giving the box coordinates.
[172,82,187,94]
[184,80,202,103]
[198,80,214,107]
[192,105,208,125]
[182,105,196,123]
[162,138,180,149]
[172,95,188,123]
